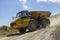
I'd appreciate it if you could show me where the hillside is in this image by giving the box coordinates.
[0,14,60,40]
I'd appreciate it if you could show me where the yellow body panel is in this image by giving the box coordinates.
[10,17,30,29]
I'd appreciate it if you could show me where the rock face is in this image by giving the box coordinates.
[0,14,60,40]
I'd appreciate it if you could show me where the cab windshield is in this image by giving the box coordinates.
[16,12,22,18]
[16,10,29,18]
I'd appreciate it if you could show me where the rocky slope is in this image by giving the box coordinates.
[0,14,60,40]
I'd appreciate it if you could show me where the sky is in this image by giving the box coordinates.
[0,0,60,26]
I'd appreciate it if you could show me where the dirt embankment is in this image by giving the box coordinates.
[0,14,60,40]
[1,25,60,40]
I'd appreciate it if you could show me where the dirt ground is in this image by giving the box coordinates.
[0,14,60,40]
[0,25,60,40]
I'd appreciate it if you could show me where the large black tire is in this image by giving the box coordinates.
[27,20,37,32]
[41,19,50,28]
[18,28,26,34]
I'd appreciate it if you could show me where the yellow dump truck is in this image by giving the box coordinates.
[10,10,51,33]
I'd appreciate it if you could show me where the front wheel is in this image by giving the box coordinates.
[27,20,37,32]
[18,28,26,34]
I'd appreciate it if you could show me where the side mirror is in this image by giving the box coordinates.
[12,17,14,20]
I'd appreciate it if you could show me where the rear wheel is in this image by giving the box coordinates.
[27,20,37,32]
[41,19,50,28]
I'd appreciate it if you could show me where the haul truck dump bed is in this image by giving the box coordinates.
[30,11,51,20]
